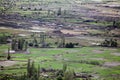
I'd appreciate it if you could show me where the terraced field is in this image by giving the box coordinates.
[0,44,120,80]
[0,0,120,80]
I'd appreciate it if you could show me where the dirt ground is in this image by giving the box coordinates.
[103,62,120,67]
[0,60,17,67]
[61,29,88,35]
[92,50,104,54]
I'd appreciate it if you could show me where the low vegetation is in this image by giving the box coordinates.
[0,41,120,80]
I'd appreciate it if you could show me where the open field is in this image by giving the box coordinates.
[0,44,120,79]
[0,28,119,80]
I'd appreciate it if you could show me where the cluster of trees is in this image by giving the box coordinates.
[101,38,118,47]
[28,33,79,48]
[11,38,28,51]
[65,43,74,48]
[28,37,49,48]
[65,43,79,48]
[29,37,39,47]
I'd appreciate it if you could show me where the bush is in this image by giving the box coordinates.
[34,44,39,48]
[101,38,118,47]
[29,43,33,47]
[65,43,74,48]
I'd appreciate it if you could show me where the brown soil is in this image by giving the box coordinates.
[92,50,104,54]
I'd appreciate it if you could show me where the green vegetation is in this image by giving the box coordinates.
[0,0,14,14]
[101,38,118,47]
[0,59,77,80]
[0,0,120,80]
[0,33,9,44]
[0,43,120,79]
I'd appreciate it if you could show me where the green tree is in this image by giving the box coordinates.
[63,70,75,80]
[27,59,40,80]
[0,33,9,44]
[18,38,25,50]
[24,41,28,51]
[7,48,11,60]
[57,8,62,16]
[11,39,16,50]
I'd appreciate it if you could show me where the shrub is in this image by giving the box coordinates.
[29,43,33,47]
[65,43,74,48]
[101,38,118,47]
[34,44,39,48]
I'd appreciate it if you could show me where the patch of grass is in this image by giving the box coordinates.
[67,62,95,73]
[65,18,83,23]
[0,29,27,34]
[87,21,113,26]
[1,46,120,79]
[87,29,105,35]
[97,67,120,79]
[1,69,26,75]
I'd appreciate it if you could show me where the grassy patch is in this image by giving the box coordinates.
[0,46,120,79]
